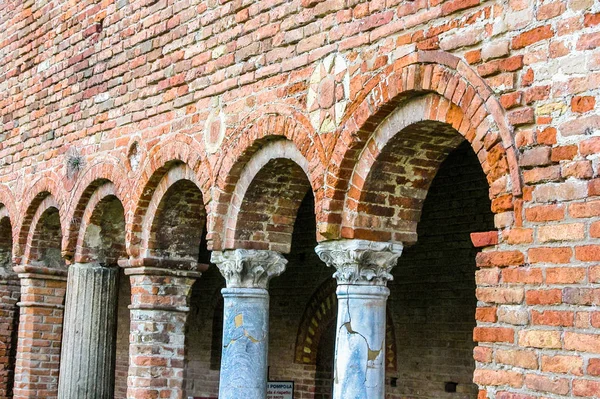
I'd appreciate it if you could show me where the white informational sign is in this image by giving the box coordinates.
[267,381,294,399]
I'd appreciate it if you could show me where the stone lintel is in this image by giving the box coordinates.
[211,249,287,289]
[118,256,208,277]
[315,239,403,286]
[13,264,68,280]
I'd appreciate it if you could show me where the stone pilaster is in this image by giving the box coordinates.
[119,258,205,399]
[0,274,20,399]
[58,263,119,399]
[315,239,403,399]
[12,265,67,399]
[211,249,287,399]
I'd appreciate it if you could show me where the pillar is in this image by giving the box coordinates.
[12,265,68,399]
[0,273,20,399]
[120,258,204,399]
[211,249,287,399]
[58,263,119,399]
[315,239,403,399]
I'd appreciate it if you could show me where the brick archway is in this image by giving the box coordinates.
[62,159,129,261]
[210,107,327,250]
[16,173,65,264]
[127,137,212,259]
[72,182,125,265]
[322,51,523,241]
[215,139,316,253]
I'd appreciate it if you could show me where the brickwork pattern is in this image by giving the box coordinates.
[1,0,600,398]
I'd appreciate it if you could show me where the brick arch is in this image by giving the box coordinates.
[211,107,326,250]
[73,182,126,265]
[323,50,523,241]
[218,139,314,253]
[0,208,13,272]
[143,167,206,262]
[295,278,397,372]
[62,159,129,260]
[127,137,212,259]
[21,195,64,269]
[16,174,64,262]
[0,185,17,239]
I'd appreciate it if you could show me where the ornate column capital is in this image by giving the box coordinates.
[211,249,287,289]
[315,239,403,286]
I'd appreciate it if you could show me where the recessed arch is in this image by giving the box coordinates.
[16,174,64,262]
[0,207,13,273]
[127,137,211,259]
[63,159,129,260]
[73,182,126,265]
[211,107,327,249]
[22,195,64,269]
[322,50,523,241]
[219,139,315,253]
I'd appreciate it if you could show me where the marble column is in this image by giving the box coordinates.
[211,249,287,399]
[58,263,119,399]
[12,265,68,399]
[315,239,403,399]
[119,258,205,399]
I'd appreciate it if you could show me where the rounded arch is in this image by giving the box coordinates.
[0,207,14,273]
[211,107,326,249]
[0,185,17,237]
[72,182,126,265]
[323,50,523,240]
[127,137,212,258]
[215,139,316,253]
[16,174,64,262]
[21,194,64,269]
[62,159,129,260]
[294,278,397,372]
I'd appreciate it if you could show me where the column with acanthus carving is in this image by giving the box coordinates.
[315,239,403,399]
[210,249,287,399]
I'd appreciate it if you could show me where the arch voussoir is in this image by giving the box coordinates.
[323,50,523,242]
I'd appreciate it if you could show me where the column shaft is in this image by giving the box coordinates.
[125,270,197,399]
[219,288,269,399]
[315,239,403,399]
[12,266,67,399]
[211,249,287,399]
[333,285,389,399]
[58,263,119,399]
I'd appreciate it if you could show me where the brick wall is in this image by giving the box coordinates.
[2,0,600,397]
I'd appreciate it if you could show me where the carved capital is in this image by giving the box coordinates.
[315,239,403,286]
[211,249,287,289]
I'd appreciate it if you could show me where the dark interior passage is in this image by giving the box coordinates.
[386,141,495,399]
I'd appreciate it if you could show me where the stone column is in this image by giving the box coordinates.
[57,263,119,399]
[12,265,68,399]
[315,239,403,399]
[211,249,287,399]
[120,258,205,399]
[0,273,20,399]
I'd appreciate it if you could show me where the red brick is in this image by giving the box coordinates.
[572,96,596,113]
[512,25,554,49]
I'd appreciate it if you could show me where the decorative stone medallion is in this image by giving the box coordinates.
[307,53,350,133]
[204,97,226,154]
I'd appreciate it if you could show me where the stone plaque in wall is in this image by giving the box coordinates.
[267,381,294,399]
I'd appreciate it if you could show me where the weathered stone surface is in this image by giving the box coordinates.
[58,263,118,399]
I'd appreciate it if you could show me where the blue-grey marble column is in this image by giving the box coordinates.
[211,249,287,399]
[316,239,403,399]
